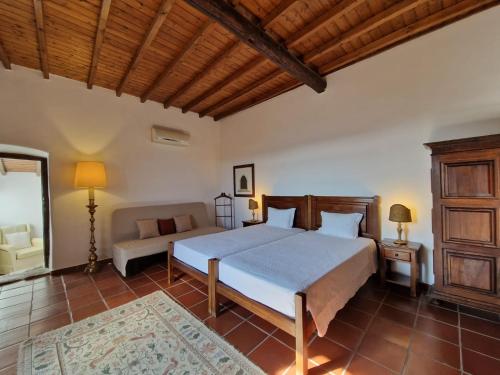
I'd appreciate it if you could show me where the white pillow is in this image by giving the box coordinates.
[266,207,296,229]
[318,211,363,239]
[5,231,32,249]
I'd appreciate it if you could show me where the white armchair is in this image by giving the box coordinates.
[0,225,44,274]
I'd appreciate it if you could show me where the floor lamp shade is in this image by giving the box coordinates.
[74,161,107,189]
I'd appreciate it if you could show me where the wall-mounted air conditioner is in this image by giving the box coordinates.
[151,125,190,147]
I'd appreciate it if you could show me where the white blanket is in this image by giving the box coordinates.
[174,224,304,273]
[219,231,377,336]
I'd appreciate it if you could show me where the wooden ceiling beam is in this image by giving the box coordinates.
[319,0,499,74]
[87,0,112,89]
[304,0,426,64]
[214,80,301,121]
[141,20,214,103]
[183,0,359,114]
[182,55,266,113]
[0,41,11,69]
[33,0,49,79]
[193,0,361,115]
[180,1,300,113]
[285,0,364,49]
[163,40,240,109]
[184,0,326,93]
[116,0,176,97]
[200,68,285,117]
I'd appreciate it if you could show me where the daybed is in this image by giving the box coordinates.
[112,202,224,277]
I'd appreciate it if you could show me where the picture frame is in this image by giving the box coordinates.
[233,164,255,198]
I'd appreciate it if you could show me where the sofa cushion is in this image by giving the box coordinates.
[158,218,176,236]
[17,246,44,260]
[136,219,160,239]
[112,226,225,277]
[174,215,192,233]
[6,232,31,250]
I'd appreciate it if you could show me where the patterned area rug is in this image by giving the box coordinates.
[18,291,265,374]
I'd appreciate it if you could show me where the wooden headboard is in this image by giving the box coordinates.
[262,195,310,230]
[310,196,380,241]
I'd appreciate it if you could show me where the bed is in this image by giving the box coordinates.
[167,195,310,285]
[208,195,380,375]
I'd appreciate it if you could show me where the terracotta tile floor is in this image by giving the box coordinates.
[1,262,499,375]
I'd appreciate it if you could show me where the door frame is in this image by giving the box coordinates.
[0,152,51,268]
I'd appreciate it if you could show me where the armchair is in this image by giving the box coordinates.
[0,225,44,274]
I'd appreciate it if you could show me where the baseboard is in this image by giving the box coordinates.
[50,258,113,275]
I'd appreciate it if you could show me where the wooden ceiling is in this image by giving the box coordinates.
[0,0,497,121]
[0,158,40,175]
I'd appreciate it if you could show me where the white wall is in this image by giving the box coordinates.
[219,7,500,284]
[0,67,220,270]
[0,172,43,237]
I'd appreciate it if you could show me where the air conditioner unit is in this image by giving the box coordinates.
[151,125,190,147]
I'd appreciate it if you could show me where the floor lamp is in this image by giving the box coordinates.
[74,161,107,273]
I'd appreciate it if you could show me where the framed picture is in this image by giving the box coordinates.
[233,164,255,198]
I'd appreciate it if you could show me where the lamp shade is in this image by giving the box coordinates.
[74,162,107,189]
[389,204,412,223]
[248,199,258,210]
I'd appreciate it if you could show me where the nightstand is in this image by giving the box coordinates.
[380,239,422,297]
[242,220,263,227]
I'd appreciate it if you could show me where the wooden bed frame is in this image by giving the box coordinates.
[209,195,379,375]
[167,195,380,375]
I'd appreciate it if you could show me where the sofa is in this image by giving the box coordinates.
[112,202,224,277]
[0,224,45,274]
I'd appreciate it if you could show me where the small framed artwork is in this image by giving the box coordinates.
[233,164,255,198]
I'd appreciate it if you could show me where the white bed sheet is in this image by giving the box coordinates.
[173,224,304,274]
[219,231,377,336]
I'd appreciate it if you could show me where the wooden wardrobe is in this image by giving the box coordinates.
[425,134,500,313]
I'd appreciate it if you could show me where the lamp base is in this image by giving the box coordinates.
[393,239,408,245]
[84,262,99,274]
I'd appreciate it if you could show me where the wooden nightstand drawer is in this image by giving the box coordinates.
[384,248,411,262]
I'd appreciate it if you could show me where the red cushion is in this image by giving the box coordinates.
[157,218,176,236]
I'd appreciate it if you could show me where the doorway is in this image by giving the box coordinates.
[0,153,50,282]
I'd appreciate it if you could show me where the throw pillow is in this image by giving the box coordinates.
[174,215,193,233]
[136,219,160,239]
[158,218,176,236]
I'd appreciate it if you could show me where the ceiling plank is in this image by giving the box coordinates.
[260,0,299,28]
[141,20,214,103]
[0,41,11,69]
[285,0,364,49]
[163,40,240,109]
[116,0,176,97]
[182,55,267,113]
[304,0,427,64]
[200,69,285,117]
[319,0,498,74]
[214,80,301,121]
[175,1,300,112]
[33,0,49,79]
[184,0,326,93]
[87,0,112,89]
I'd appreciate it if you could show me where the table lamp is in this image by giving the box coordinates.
[248,199,258,221]
[389,204,412,245]
[74,161,107,273]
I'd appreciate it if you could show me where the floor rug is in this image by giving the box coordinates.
[18,291,265,374]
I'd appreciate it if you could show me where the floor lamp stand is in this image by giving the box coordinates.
[84,187,99,274]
